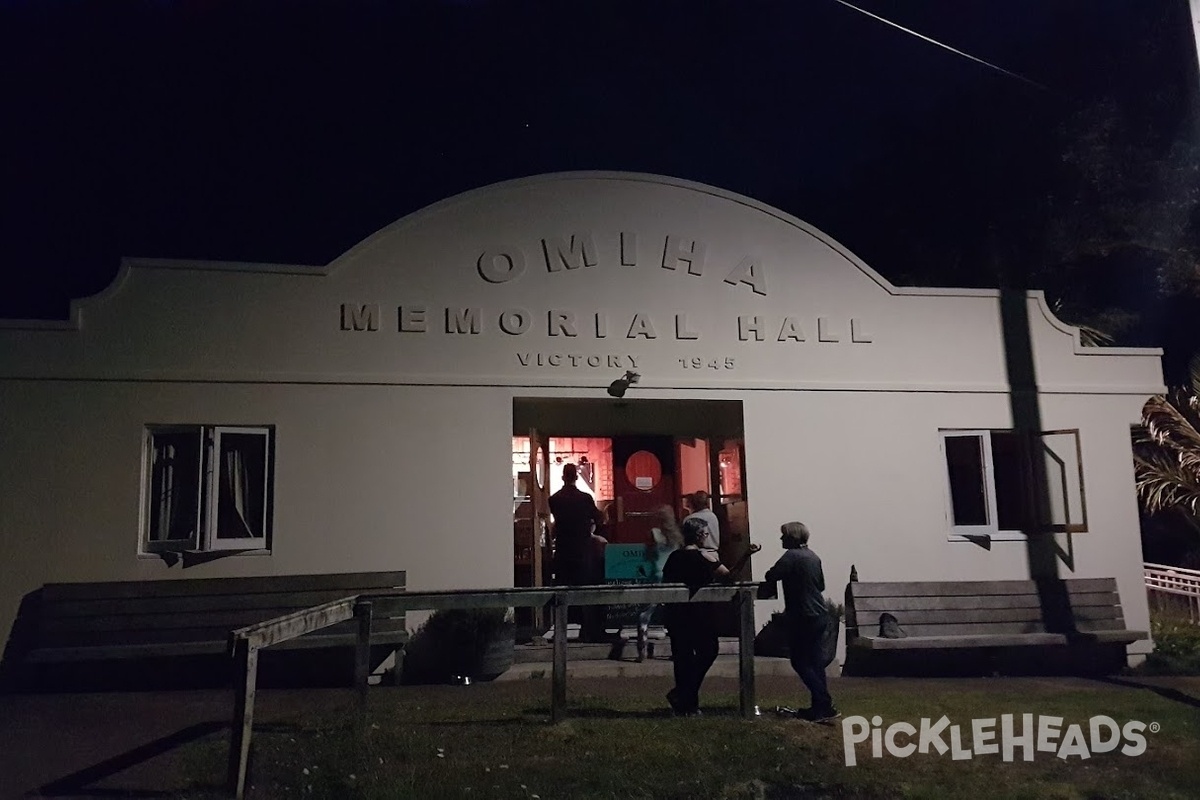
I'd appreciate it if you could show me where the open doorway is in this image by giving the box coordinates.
[511,398,748,635]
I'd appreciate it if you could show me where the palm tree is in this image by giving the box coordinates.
[1134,355,1200,539]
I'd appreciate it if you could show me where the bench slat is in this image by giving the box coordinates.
[40,607,406,635]
[852,605,1122,628]
[40,589,382,619]
[35,617,408,649]
[852,591,1121,612]
[850,629,1147,650]
[40,572,406,601]
[26,630,410,663]
[852,632,1070,649]
[852,619,1128,638]
[1089,630,1149,644]
[850,578,1116,598]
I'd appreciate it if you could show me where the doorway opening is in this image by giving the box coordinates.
[511,398,748,635]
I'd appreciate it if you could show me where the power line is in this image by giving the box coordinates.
[829,0,1048,91]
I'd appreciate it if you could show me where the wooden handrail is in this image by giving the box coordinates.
[227,582,761,798]
[231,597,358,650]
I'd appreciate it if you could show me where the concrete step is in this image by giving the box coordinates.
[498,654,801,681]
[515,635,743,663]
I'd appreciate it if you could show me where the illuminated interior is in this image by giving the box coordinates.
[512,436,615,501]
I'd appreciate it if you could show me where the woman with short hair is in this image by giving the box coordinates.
[662,517,759,715]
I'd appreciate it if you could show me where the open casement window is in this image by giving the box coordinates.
[145,427,204,549]
[144,425,273,553]
[206,427,272,550]
[1031,430,1088,533]
[939,428,1086,540]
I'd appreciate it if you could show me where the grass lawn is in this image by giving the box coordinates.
[177,674,1200,799]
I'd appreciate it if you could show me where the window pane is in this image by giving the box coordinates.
[215,432,268,540]
[945,435,989,526]
[148,431,200,542]
[991,432,1028,531]
[1035,431,1086,530]
[624,450,662,491]
[718,444,743,498]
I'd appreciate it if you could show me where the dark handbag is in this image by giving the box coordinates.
[879,612,907,639]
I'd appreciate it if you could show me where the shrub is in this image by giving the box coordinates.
[753,596,844,660]
[400,607,515,684]
[1139,615,1200,675]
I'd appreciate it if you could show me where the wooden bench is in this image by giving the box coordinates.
[8,572,407,685]
[843,577,1147,675]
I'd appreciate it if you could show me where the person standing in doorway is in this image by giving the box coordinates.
[683,490,720,553]
[549,463,607,640]
[763,521,839,723]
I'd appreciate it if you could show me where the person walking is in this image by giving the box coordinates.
[763,521,839,723]
[636,504,683,661]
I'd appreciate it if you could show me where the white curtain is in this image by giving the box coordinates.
[153,443,177,541]
[218,444,255,539]
[152,438,196,541]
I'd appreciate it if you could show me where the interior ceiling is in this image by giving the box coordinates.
[512,398,744,438]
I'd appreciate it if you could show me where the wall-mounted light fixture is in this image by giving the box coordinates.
[607,370,640,398]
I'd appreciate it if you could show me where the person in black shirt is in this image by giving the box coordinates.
[763,521,838,722]
[662,517,760,716]
[548,463,605,583]
[548,463,607,639]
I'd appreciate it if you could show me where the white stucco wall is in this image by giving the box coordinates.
[0,172,1166,656]
[741,389,1153,654]
[0,382,514,642]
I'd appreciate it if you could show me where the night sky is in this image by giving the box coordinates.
[2,1,1196,365]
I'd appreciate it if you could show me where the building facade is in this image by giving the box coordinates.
[0,172,1164,662]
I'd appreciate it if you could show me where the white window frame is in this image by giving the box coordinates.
[939,429,1006,540]
[205,426,273,551]
[938,428,1087,542]
[142,425,205,552]
[1031,429,1089,534]
[142,424,274,554]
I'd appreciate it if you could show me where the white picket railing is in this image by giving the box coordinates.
[1144,562,1200,624]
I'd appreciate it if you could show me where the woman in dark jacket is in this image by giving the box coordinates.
[662,517,759,715]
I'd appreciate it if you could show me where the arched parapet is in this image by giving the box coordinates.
[0,171,1165,398]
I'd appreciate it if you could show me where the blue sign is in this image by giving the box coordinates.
[604,543,674,628]
[605,544,657,583]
